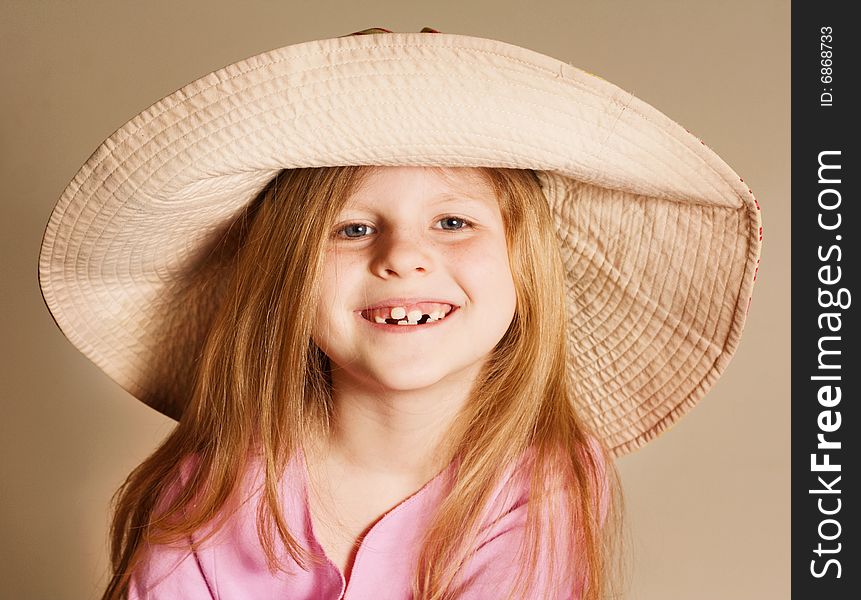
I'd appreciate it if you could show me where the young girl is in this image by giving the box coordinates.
[38,27,762,600]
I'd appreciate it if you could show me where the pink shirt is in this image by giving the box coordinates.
[129,447,583,599]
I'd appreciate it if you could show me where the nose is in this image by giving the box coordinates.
[371,230,433,278]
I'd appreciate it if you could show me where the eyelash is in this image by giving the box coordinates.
[334,216,476,240]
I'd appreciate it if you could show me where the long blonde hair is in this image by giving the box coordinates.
[102,165,626,599]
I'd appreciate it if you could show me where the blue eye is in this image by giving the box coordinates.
[438,216,472,230]
[337,223,375,239]
[334,216,474,239]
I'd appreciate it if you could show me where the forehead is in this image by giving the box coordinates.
[344,166,497,210]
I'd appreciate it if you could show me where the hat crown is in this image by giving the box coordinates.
[340,26,442,37]
[38,27,762,456]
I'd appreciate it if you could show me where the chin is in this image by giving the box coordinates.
[373,357,487,392]
[368,368,453,392]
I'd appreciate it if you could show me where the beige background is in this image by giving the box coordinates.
[1,1,789,598]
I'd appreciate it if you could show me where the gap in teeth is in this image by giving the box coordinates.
[367,303,452,324]
[381,313,432,325]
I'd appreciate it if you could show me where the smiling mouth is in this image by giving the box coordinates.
[360,303,456,326]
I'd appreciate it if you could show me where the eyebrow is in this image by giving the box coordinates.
[431,192,492,206]
[346,192,493,212]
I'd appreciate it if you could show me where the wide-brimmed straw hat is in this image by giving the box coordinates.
[38,26,762,457]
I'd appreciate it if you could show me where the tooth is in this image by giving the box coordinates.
[374,316,386,324]
[407,309,422,323]
[391,306,406,319]
[428,310,440,321]
[397,319,410,325]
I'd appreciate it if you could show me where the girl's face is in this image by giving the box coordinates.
[312,166,517,394]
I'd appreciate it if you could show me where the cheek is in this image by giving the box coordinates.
[462,237,515,291]
[316,251,354,307]
[470,240,511,281]
[311,255,346,341]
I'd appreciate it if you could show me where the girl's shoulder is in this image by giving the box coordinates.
[451,440,608,598]
[149,448,307,530]
[491,435,611,525]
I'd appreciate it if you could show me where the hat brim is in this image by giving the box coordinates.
[38,32,762,457]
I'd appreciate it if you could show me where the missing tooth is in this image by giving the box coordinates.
[383,313,434,325]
